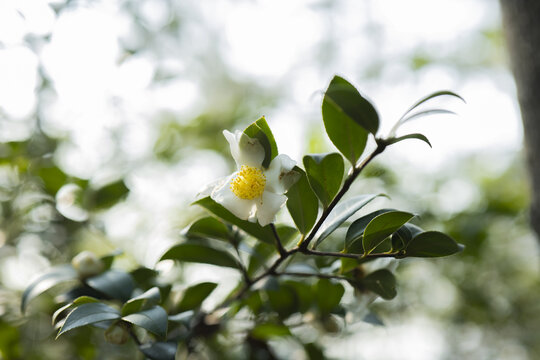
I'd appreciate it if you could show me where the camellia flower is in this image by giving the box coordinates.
[209,130,299,226]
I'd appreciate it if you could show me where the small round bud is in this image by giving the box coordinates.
[104,323,129,345]
[71,251,104,278]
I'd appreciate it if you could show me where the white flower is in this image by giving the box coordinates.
[71,251,104,278]
[209,130,299,226]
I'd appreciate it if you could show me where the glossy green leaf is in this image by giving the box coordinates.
[303,153,344,209]
[322,76,378,164]
[52,296,99,325]
[266,283,298,319]
[405,231,463,257]
[345,209,395,249]
[363,211,415,254]
[391,223,423,251]
[194,197,274,243]
[363,269,397,300]
[315,279,345,315]
[251,323,291,340]
[286,167,319,234]
[314,194,382,248]
[160,243,238,269]
[122,287,161,316]
[243,116,278,168]
[57,303,120,337]
[385,133,432,148]
[186,216,230,242]
[324,76,379,133]
[21,265,78,313]
[177,282,218,312]
[86,270,135,302]
[139,342,177,360]
[122,305,168,339]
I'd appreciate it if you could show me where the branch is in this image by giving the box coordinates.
[299,142,386,250]
[303,249,402,260]
[270,223,286,256]
[274,271,350,281]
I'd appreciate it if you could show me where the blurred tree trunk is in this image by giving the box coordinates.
[500,0,540,240]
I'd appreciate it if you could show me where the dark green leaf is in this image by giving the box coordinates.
[251,323,291,340]
[21,265,78,313]
[139,342,177,360]
[385,133,432,148]
[185,217,230,242]
[405,231,463,257]
[100,249,123,271]
[314,194,382,248]
[345,209,395,249]
[399,90,465,121]
[57,303,120,337]
[122,306,168,339]
[363,211,415,254]
[52,296,99,325]
[266,283,298,319]
[86,270,135,302]
[286,167,319,234]
[243,116,278,168]
[315,279,345,315]
[363,269,397,300]
[391,223,423,251]
[122,287,161,316]
[247,242,276,276]
[160,243,238,269]
[89,180,129,210]
[194,197,274,244]
[324,76,379,133]
[177,282,218,312]
[303,153,344,209]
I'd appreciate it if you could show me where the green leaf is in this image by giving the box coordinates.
[251,323,291,340]
[324,76,379,133]
[52,296,99,325]
[314,194,382,248]
[405,231,463,257]
[57,303,120,337]
[139,342,177,360]
[322,76,378,164]
[21,265,78,313]
[100,249,123,271]
[315,279,344,315]
[391,223,423,251]
[86,270,135,302]
[402,108,457,123]
[89,180,129,210]
[243,116,278,168]
[286,167,319,234]
[345,209,395,249]
[177,282,218,312]
[160,243,239,269]
[185,217,230,242]
[385,133,432,148]
[363,211,415,254]
[122,287,162,316]
[266,283,298,319]
[122,306,168,339]
[303,153,344,209]
[390,90,465,135]
[194,197,274,244]
[363,269,397,300]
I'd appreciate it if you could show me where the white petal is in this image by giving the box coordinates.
[223,130,265,168]
[264,154,299,194]
[197,176,227,199]
[256,191,287,226]
[211,175,255,220]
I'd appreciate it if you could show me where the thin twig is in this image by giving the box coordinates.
[274,271,350,281]
[270,223,286,256]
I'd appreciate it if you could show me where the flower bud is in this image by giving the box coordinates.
[104,323,129,345]
[71,251,104,278]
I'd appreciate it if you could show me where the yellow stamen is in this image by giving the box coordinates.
[230,165,266,200]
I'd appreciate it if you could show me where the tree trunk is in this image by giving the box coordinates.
[500,0,540,239]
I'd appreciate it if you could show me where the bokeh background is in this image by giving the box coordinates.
[0,0,538,359]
